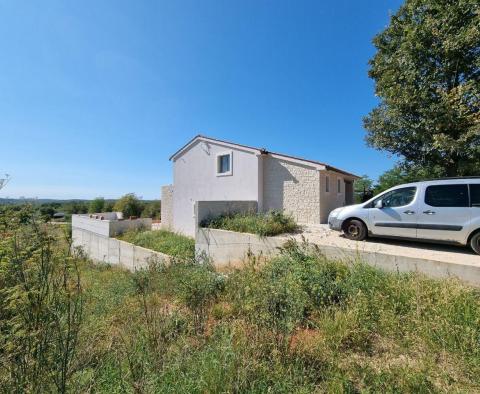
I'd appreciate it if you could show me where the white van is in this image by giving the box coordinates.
[328,178,480,255]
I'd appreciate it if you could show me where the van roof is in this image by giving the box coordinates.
[426,176,480,181]
[392,177,480,189]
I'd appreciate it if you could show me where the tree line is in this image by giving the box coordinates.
[355,0,479,202]
[7,193,161,222]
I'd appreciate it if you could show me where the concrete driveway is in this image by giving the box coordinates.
[293,224,480,266]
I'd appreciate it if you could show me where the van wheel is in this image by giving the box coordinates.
[343,219,367,241]
[470,232,480,255]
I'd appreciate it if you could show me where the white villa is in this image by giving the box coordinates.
[161,135,359,236]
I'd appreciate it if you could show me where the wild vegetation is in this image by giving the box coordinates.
[0,206,84,393]
[1,207,480,392]
[201,210,299,236]
[118,229,195,260]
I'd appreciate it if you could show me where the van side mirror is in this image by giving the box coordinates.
[374,199,383,209]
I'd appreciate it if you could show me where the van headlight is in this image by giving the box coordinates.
[329,208,343,218]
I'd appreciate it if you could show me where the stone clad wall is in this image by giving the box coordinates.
[161,185,174,230]
[262,157,321,224]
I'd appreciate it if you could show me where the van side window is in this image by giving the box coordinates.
[371,187,416,208]
[470,184,480,207]
[425,184,469,207]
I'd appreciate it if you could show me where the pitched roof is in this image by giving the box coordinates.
[169,134,360,179]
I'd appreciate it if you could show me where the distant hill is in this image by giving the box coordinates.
[0,198,158,205]
[0,198,91,205]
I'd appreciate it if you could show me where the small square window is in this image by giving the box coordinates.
[216,152,232,176]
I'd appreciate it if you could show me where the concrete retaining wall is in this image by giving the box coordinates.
[318,244,480,287]
[196,228,286,267]
[72,214,152,237]
[72,227,169,270]
[196,228,480,286]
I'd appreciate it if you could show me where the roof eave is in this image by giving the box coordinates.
[169,135,261,161]
[169,134,361,179]
[324,166,361,179]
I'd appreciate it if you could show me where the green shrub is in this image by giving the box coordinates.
[201,210,298,236]
[119,229,195,260]
[175,261,225,333]
[252,257,308,350]
[133,258,225,334]
[88,197,105,213]
[113,193,144,218]
[141,200,161,219]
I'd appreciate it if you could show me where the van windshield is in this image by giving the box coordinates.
[366,187,417,208]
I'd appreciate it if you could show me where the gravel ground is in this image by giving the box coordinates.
[290,224,480,266]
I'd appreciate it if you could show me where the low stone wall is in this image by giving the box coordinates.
[73,227,169,270]
[196,228,287,267]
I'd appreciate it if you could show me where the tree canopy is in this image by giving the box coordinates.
[88,197,105,214]
[364,0,480,176]
[113,193,144,218]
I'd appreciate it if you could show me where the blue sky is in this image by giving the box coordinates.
[0,0,402,200]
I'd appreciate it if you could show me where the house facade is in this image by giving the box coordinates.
[162,135,359,236]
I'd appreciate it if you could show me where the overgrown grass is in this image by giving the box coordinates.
[201,210,299,236]
[118,229,195,260]
[77,243,480,392]
[3,209,480,392]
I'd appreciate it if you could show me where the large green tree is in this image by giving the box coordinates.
[88,197,105,213]
[374,162,443,193]
[364,0,480,176]
[113,193,144,218]
[354,175,375,202]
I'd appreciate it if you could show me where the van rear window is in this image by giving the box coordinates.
[425,184,469,207]
[470,184,480,207]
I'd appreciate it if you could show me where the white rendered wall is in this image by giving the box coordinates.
[172,140,261,236]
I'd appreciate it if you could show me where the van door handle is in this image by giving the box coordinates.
[403,210,415,215]
[423,210,436,215]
